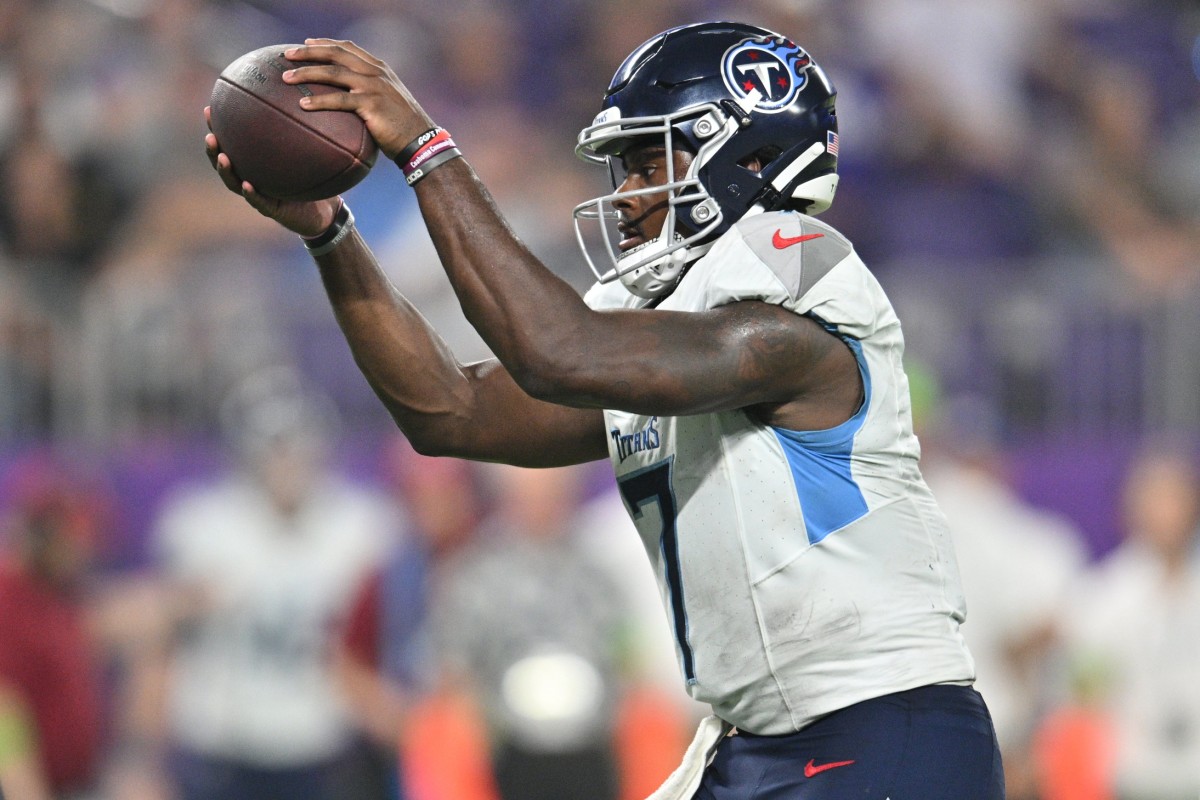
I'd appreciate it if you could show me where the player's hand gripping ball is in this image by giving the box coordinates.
[209,44,378,201]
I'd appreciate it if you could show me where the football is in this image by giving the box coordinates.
[209,44,378,201]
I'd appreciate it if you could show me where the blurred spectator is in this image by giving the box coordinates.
[339,448,695,800]
[830,0,1052,269]
[0,123,120,303]
[74,173,291,443]
[0,454,110,799]
[572,480,700,800]
[0,261,59,439]
[428,464,630,800]
[0,110,128,437]
[0,682,52,800]
[855,0,1046,171]
[126,368,399,800]
[575,480,697,719]
[1059,445,1200,799]
[0,3,132,297]
[336,441,490,799]
[916,387,1088,800]
[1028,2,1200,300]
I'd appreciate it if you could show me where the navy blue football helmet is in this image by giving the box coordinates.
[574,21,839,298]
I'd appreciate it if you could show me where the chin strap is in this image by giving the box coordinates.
[749,140,827,213]
[771,141,826,192]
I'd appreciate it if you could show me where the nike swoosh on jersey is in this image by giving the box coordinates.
[772,230,825,249]
[804,758,856,778]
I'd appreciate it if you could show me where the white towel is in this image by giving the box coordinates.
[645,715,733,800]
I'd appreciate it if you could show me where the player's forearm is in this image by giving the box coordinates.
[413,159,598,399]
[314,231,479,452]
[409,165,745,413]
[313,228,609,466]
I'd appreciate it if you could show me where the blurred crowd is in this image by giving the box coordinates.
[1,0,1199,798]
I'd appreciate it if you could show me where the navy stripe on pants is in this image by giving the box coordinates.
[695,684,1005,800]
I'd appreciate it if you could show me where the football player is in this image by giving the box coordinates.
[206,21,1005,799]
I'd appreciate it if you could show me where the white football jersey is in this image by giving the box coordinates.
[584,211,975,735]
[154,475,397,764]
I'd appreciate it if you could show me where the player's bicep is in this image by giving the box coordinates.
[695,303,859,416]
[574,301,857,419]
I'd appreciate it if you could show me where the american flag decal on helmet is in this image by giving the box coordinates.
[826,131,839,157]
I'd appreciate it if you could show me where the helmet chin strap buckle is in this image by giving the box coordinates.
[751,184,785,213]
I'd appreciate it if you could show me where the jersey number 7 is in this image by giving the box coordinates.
[617,458,697,684]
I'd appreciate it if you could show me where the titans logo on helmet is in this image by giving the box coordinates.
[720,36,811,113]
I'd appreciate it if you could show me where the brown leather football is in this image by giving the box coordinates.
[209,44,378,201]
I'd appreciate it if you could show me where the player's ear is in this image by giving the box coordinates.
[739,146,781,175]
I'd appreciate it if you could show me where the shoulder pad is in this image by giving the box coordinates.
[733,212,854,300]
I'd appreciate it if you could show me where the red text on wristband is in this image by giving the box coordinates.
[395,127,463,186]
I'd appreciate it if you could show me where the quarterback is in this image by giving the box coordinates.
[206,21,1005,800]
